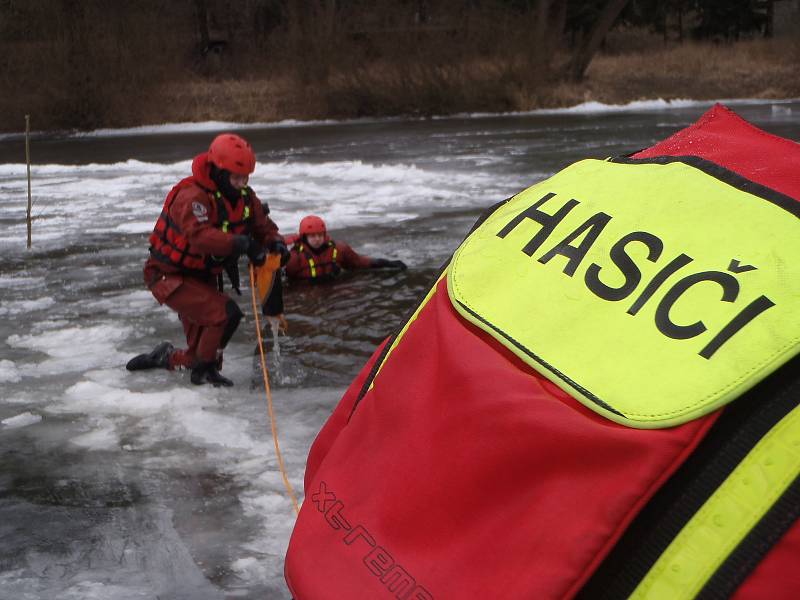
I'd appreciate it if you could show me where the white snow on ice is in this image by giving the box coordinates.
[0,359,22,383]
[0,157,500,253]
[1,411,42,428]
[7,323,132,375]
[0,296,56,316]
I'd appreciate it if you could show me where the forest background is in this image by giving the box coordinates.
[1,0,799,133]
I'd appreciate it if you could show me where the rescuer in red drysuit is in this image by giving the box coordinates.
[126,133,287,387]
[284,215,406,281]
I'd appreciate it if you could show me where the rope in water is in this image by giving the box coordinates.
[249,264,300,516]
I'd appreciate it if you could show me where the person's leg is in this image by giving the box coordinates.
[128,271,241,385]
[161,276,240,386]
[169,315,200,369]
[190,298,242,386]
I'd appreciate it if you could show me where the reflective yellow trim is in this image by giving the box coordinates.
[631,402,800,599]
[308,257,317,278]
[448,159,800,428]
[222,221,230,233]
[244,205,250,219]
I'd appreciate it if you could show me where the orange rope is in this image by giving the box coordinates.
[249,264,300,516]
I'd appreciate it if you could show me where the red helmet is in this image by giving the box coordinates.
[208,133,256,175]
[299,215,327,236]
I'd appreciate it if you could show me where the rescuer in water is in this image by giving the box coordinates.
[284,215,406,281]
[126,133,288,387]
[256,214,405,319]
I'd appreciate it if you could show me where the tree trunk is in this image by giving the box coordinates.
[533,0,553,42]
[765,0,774,38]
[566,0,630,82]
[194,0,210,51]
[531,0,554,62]
[547,0,567,49]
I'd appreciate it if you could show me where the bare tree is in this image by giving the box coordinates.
[566,0,630,82]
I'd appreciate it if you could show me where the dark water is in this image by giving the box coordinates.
[0,99,797,599]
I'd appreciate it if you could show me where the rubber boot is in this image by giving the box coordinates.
[190,362,234,387]
[126,342,174,371]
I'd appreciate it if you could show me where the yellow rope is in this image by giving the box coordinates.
[249,264,300,516]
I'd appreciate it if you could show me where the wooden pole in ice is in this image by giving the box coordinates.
[25,115,32,249]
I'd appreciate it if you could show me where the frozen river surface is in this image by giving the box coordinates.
[0,99,797,599]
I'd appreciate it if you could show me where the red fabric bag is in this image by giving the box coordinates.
[285,104,800,600]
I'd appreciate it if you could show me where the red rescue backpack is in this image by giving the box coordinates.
[285,104,800,600]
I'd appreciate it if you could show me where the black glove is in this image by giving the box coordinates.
[372,258,407,270]
[246,238,267,267]
[269,240,291,266]
[388,260,407,270]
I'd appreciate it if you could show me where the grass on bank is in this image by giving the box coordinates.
[154,36,799,126]
[3,31,798,133]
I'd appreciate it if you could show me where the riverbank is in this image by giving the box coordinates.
[121,37,800,126]
[4,35,798,134]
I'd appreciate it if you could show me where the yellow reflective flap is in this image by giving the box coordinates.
[448,159,800,428]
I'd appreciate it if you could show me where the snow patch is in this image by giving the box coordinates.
[450,97,800,118]
[1,412,42,428]
[180,409,265,451]
[0,296,56,316]
[113,221,155,234]
[57,379,208,417]
[7,323,132,374]
[70,416,119,450]
[0,359,21,383]
[231,556,270,583]
[0,275,45,289]
[83,290,158,316]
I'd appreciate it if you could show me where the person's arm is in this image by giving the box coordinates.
[369,257,407,270]
[337,241,376,270]
[283,247,304,279]
[252,196,289,264]
[337,241,407,271]
[250,194,280,246]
